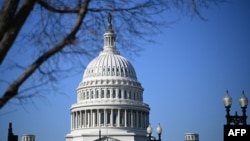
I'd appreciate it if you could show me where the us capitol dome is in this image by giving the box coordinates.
[66,14,150,141]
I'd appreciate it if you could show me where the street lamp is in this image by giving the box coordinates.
[147,123,162,141]
[223,90,248,125]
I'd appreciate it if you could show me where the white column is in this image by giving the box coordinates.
[121,89,124,99]
[116,88,119,98]
[92,110,95,127]
[84,110,87,128]
[97,109,99,127]
[88,111,90,127]
[131,110,134,128]
[104,88,107,99]
[80,111,82,128]
[90,109,93,127]
[125,109,127,127]
[99,88,102,98]
[104,109,107,126]
[98,109,101,127]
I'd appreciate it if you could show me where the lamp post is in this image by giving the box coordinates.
[147,123,162,141]
[223,90,248,125]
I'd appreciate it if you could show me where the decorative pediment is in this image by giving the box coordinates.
[93,136,120,141]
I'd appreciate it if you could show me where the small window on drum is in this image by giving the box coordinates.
[112,90,116,98]
[118,90,121,98]
[107,89,110,98]
[101,89,104,98]
[87,91,89,99]
[124,90,127,99]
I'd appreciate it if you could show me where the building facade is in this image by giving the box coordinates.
[22,135,35,141]
[65,14,150,141]
[185,133,199,141]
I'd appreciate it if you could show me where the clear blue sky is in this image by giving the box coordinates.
[1,1,250,141]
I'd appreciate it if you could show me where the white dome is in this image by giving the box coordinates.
[82,22,137,82]
[83,52,137,81]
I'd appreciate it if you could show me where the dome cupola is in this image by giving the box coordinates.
[82,13,137,81]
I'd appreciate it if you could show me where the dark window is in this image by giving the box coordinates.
[107,89,110,98]
[107,112,111,124]
[124,91,127,99]
[113,113,117,125]
[118,90,121,98]
[101,112,104,124]
[112,90,116,98]
[87,91,89,99]
[101,89,104,98]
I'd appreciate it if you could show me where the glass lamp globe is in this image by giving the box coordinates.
[223,91,232,108]
[239,91,248,108]
[156,123,162,134]
[147,124,152,134]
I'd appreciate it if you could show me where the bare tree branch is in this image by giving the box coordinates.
[37,0,79,13]
[37,0,164,15]
[191,0,207,21]
[0,0,19,39]
[0,0,90,109]
[0,0,37,64]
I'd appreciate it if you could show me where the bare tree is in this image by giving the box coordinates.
[0,0,226,109]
